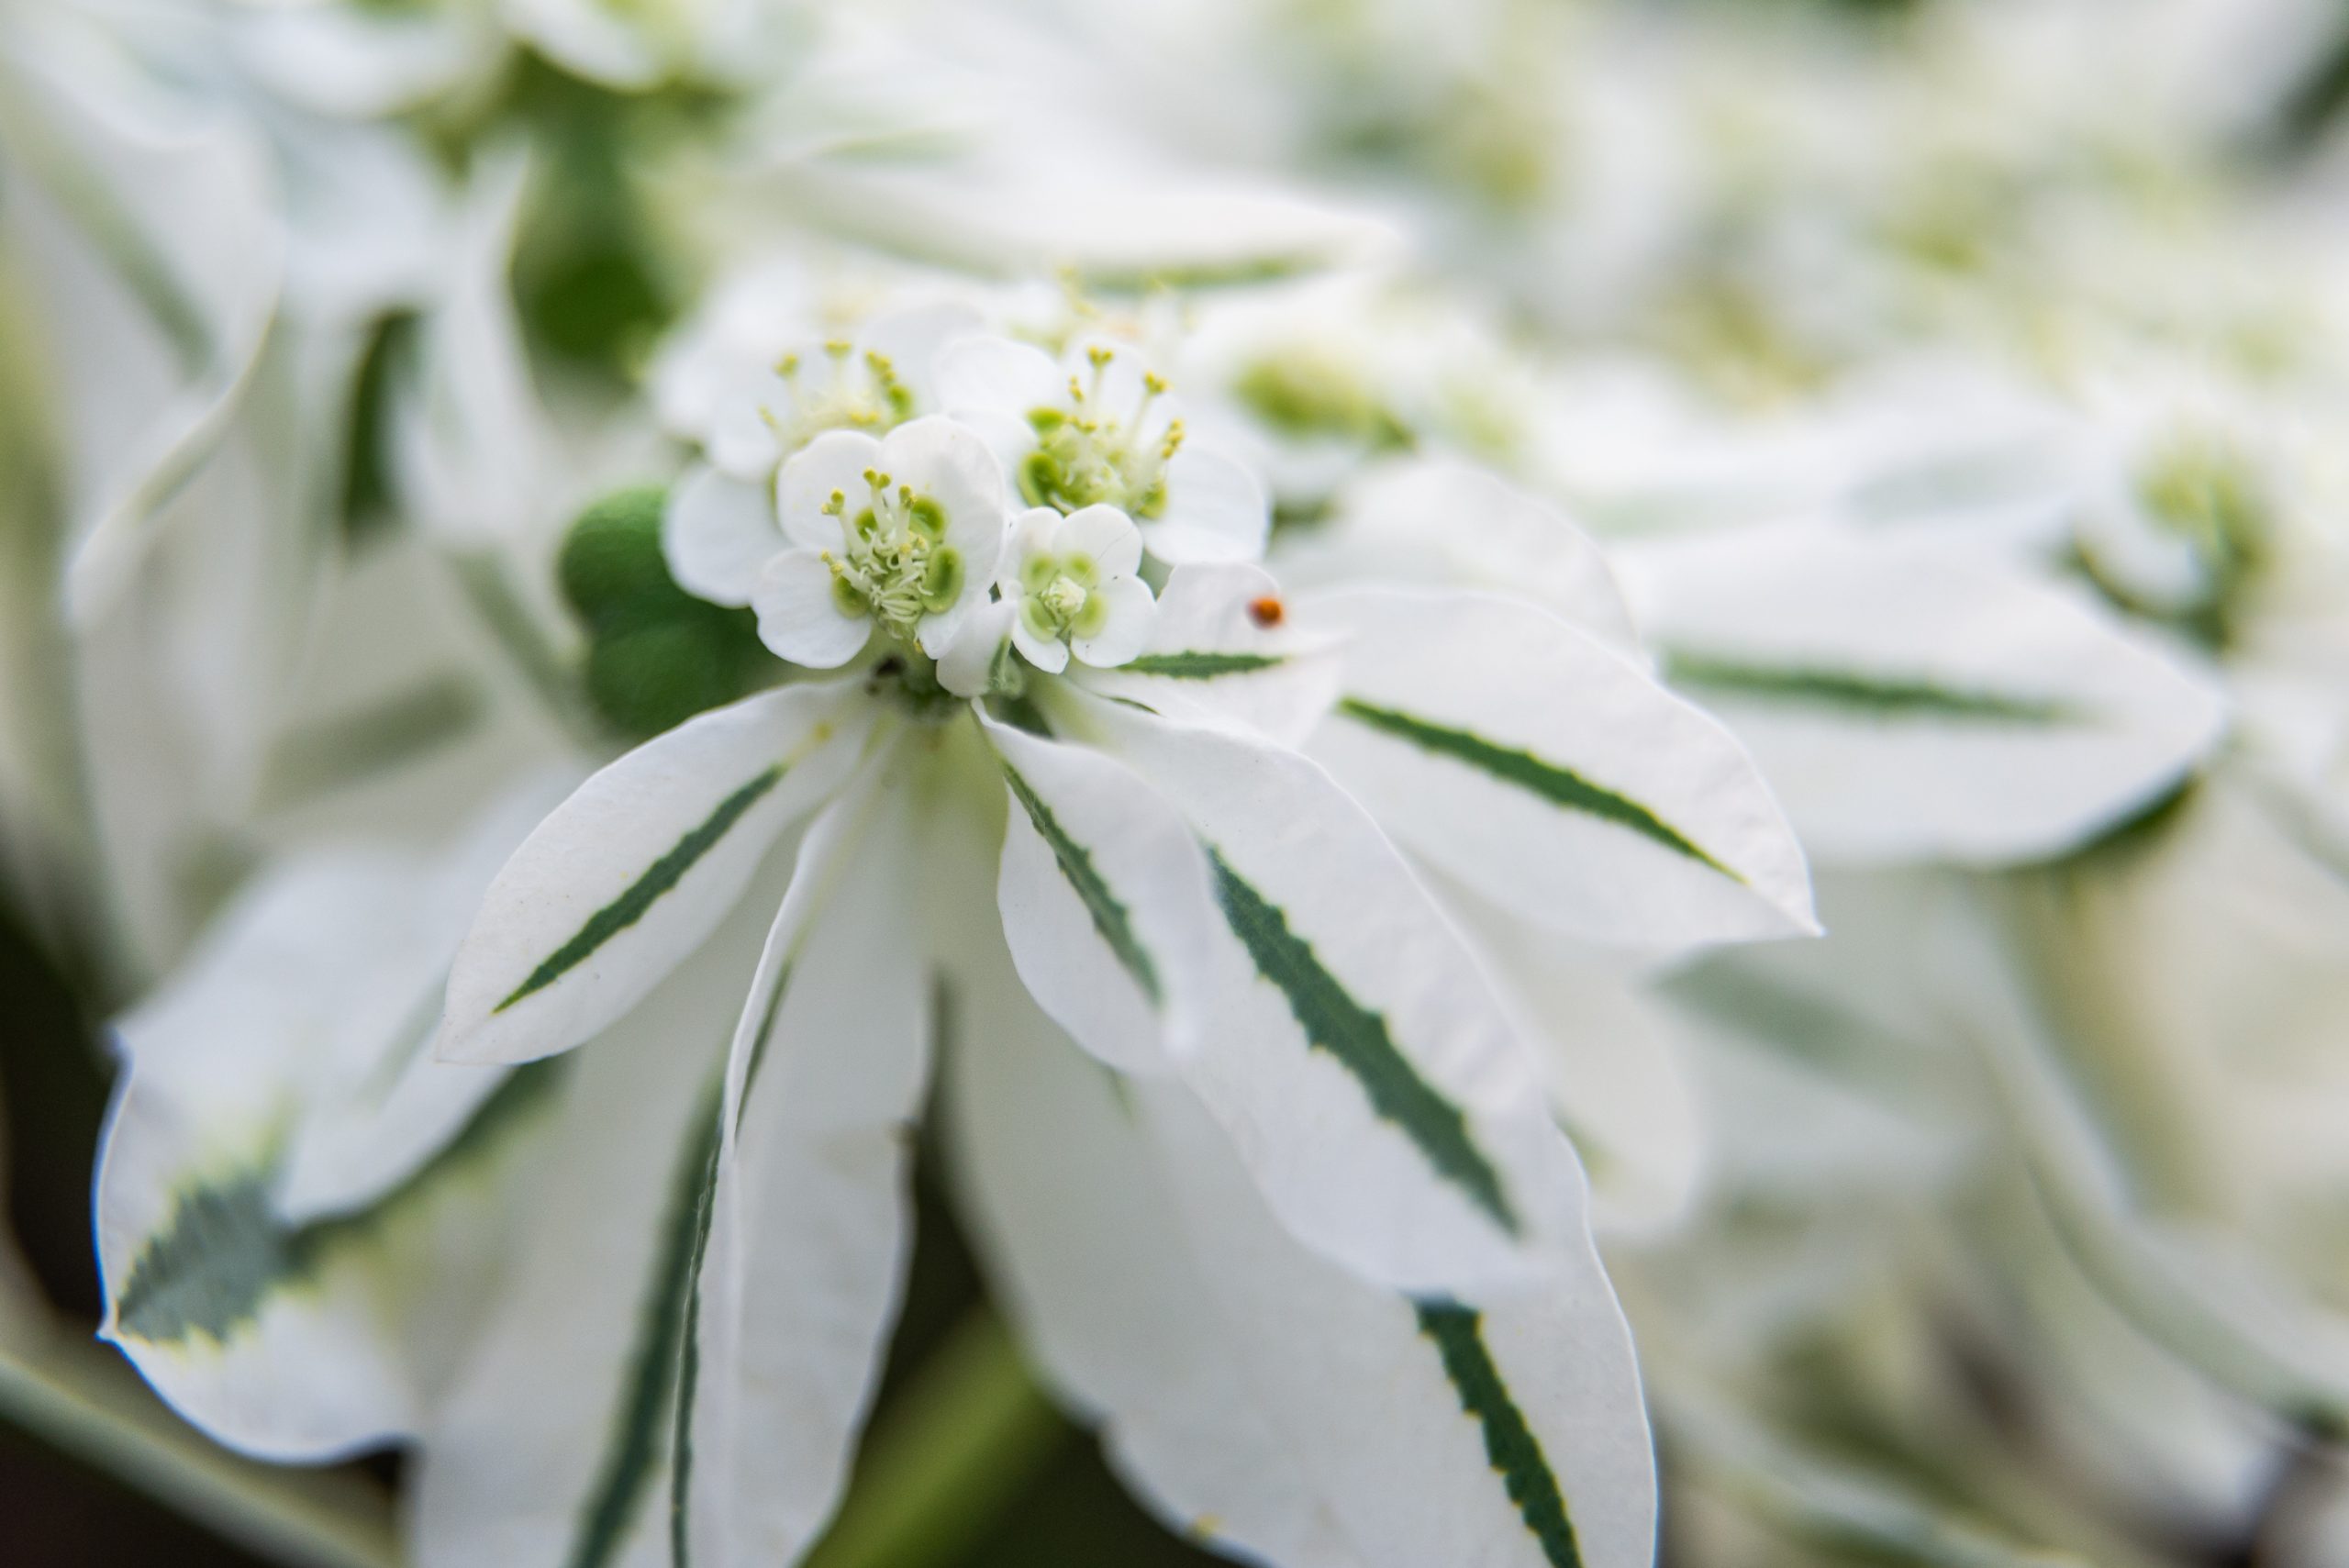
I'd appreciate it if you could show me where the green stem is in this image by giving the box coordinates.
[0,1324,400,1568]
[803,1306,1068,1568]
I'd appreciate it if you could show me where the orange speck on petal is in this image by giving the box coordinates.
[1247,595,1285,628]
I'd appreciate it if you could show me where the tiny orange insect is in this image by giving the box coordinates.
[1248,595,1286,628]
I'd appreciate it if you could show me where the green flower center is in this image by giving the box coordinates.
[765,342,917,452]
[1018,349,1181,518]
[821,468,964,642]
[1018,550,1109,644]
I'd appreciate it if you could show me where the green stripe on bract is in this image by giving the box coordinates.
[1003,764,1163,1005]
[1208,851,1513,1232]
[735,962,795,1133]
[1336,698,1737,880]
[1662,652,2075,723]
[568,1078,722,1568]
[1417,1301,1583,1568]
[1122,651,1284,679]
[115,1063,562,1347]
[667,1111,725,1568]
[497,764,787,1014]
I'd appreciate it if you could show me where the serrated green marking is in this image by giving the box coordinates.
[1417,1300,1583,1568]
[1335,698,1736,880]
[1123,651,1285,679]
[1003,764,1162,1004]
[114,1062,562,1347]
[1662,652,2075,724]
[1208,851,1512,1231]
[496,764,785,1014]
[569,1077,721,1568]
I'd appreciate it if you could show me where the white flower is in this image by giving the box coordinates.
[938,333,1269,563]
[662,299,981,483]
[740,417,1008,668]
[998,505,1156,673]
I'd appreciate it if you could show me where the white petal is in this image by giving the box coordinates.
[705,374,789,481]
[1070,574,1156,669]
[680,762,930,1568]
[1437,875,1705,1237]
[1060,692,1590,1297]
[1614,523,2230,864]
[1074,563,1341,745]
[436,684,869,1066]
[97,853,462,1459]
[885,415,1009,586]
[942,951,1368,1568]
[980,712,1219,1075]
[860,300,985,409]
[410,891,780,1568]
[1056,503,1144,580]
[1009,613,1071,673]
[937,598,1016,697]
[936,334,1063,420]
[1143,1087,1657,1568]
[1147,446,1268,563]
[1300,587,1818,950]
[664,464,783,608]
[1289,457,1642,656]
[998,508,1060,589]
[277,778,586,1222]
[776,429,883,551]
[945,962,1655,1568]
[754,550,874,668]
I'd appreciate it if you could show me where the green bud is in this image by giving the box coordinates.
[558,485,696,630]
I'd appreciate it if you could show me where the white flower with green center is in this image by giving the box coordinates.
[740,417,1006,667]
[998,504,1156,673]
[939,333,1269,563]
[662,300,980,484]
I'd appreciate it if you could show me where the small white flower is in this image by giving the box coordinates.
[669,301,980,483]
[755,417,1008,667]
[998,505,1156,673]
[939,333,1268,564]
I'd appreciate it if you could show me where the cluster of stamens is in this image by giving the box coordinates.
[761,344,916,452]
[819,468,962,640]
[1019,348,1183,519]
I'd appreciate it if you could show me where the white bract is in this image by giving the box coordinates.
[940,333,1270,563]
